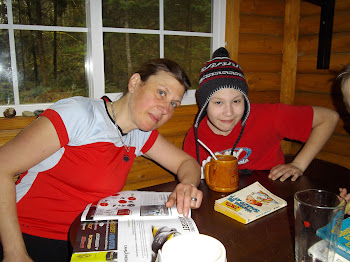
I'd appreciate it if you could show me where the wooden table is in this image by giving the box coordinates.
[70,157,350,262]
[141,158,350,262]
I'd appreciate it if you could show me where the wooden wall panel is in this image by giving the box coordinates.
[299,33,350,53]
[240,14,284,35]
[290,136,350,170]
[333,11,350,33]
[331,33,350,53]
[299,1,321,16]
[235,0,284,111]
[300,0,350,16]
[313,135,350,160]
[240,0,285,16]
[302,11,350,35]
[245,72,281,91]
[239,34,283,54]
[332,0,350,11]
[297,53,350,73]
[226,0,350,168]
[295,92,337,108]
[296,0,350,168]
[296,73,335,93]
[300,14,320,36]
[280,0,300,107]
[298,34,319,53]
[294,93,349,136]
[239,54,282,72]
[225,0,240,61]
[248,91,281,104]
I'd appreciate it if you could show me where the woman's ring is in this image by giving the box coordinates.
[191,197,197,201]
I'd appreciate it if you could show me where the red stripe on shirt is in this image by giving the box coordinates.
[41,109,69,147]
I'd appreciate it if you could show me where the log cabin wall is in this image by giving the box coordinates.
[226,0,285,105]
[225,0,350,169]
[295,0,350,168]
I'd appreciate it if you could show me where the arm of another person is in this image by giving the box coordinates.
[0,116,61,262]
[268,106,339,182]
[144,134,202,218]
[339,188,350,215]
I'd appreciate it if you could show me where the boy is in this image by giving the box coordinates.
[183,47,339,182]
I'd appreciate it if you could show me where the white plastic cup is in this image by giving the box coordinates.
[156,233,226,262]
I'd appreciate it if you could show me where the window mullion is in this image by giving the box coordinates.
[159,0,164,58]
[86,0,105,99]
[212,0,226,52]
[7,0,20,105]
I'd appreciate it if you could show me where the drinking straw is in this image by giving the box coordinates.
[197,139,218,160]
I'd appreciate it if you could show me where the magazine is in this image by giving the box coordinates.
[308,240,350,262]
[70,217,199,262]
[214,181,287,224]
[81,191,188,221]
[316,217,350,260]
[71,191,199,262]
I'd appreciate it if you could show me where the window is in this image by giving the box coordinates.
[0,0,225,116]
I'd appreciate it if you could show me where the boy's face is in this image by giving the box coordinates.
[206,88,245,136]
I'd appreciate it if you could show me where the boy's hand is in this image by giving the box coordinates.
[268,163,303,182]
[166,183,203,218]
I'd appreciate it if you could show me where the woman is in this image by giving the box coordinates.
[0,59,202,262]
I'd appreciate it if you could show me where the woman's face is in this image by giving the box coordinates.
[128,71,185,131]
[206,88,245,136]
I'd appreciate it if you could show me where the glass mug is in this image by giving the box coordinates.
[204,155,239,193]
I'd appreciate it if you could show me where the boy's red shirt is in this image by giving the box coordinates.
[183,103,313,171]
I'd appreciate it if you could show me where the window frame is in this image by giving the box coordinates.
[0,0,226,116]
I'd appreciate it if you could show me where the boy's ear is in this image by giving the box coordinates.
[128,73,141,93]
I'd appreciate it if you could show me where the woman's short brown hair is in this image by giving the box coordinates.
[135,58,191,92]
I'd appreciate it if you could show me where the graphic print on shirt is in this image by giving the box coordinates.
[217,147,251,165]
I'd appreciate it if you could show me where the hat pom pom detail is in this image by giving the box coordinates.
[212,47,229,59]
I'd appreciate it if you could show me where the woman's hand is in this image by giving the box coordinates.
[166,183,203,218]
[268,162,303,182]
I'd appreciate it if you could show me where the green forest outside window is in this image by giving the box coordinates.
[0,0,225,115]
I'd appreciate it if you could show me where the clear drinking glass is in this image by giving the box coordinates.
[294,189,345,262]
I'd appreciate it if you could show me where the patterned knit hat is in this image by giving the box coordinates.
[194,47,250,162]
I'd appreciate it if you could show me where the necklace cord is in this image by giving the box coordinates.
[111,101,131,152]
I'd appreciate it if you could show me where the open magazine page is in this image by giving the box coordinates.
[81,191,188,221]
[308,240,350,262]
[71,217,199,262]
[71,220,118,262]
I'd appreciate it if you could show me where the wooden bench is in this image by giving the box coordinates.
[0,104,198,190]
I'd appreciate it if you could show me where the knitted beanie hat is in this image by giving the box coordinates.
[194,47,251,162]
